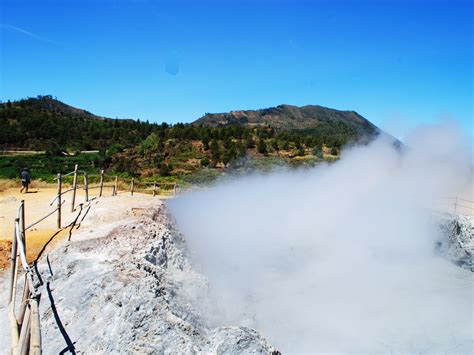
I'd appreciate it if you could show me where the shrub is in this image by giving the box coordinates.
[159,163,171,176]
[312,146,323,159]
[257,139,268,155]
[200,156,210,167]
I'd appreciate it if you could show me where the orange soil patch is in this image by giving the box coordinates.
[0,185,108,270]
[0,240,11,269]
[0,227,69,270]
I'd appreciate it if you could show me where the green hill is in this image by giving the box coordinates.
[0,95,155,151]
[194,104,380,143]
[0,96,395,184]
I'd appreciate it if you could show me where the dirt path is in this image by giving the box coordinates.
[0,185,144,268]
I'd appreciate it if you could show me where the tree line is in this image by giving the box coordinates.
[0,97,363,178]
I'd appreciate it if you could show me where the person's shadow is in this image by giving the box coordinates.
[25,190,39,193]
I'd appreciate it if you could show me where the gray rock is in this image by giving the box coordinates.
[438,214,473,271]
[29,200,279,354]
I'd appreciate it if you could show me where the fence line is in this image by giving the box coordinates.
[7,165,182,354]
[9,200,42,355]
[439,196,474,215]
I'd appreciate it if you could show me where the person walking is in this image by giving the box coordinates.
[20,167,30,193]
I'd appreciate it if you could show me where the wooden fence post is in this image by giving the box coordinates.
[113,176,118,196]
[17,274,29,326]
[20,200,26,253]
[9,220,20,354]
[99,170,104,197]
[29,297,41,355]
[9,225,18,303]
[173,183,177,196]
[131,178,135,196]
[84,173,89,202]
[18,304,31,354]
[57,173,62,228]
[153,182,157,197]
[71,164,78,212]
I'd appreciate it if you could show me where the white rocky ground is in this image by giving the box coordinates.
[0,195,279,354]
[438,213,473,271]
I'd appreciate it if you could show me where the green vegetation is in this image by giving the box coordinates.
[0,96,156,152]
[0,153,102,182]
[0,96,380,185]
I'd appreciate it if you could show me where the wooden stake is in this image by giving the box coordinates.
[71,164,78,212]
[20,200,25,254]
[99,169,104,197]
[9,224,18,303]
[84,173,89,202]
[153,182,157,197]
[9,222,20,354]
[131,178,135,196]
[9,300,19,355]
[18,305,31,355]
[17,274,29,326]
[113,176,118,196]
[29,298,41,355]
[173,183,177,196]
[10,220,20,311]
[57,173,62,228]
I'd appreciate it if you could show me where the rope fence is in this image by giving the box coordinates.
[9,200,42,355]
[7,165,182,354]
[439,196,474,216]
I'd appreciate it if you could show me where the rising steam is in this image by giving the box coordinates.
[168,122,473,353]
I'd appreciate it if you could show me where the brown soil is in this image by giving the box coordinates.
[0,185,114,269]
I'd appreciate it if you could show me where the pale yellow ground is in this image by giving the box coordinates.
[0,184,123,268]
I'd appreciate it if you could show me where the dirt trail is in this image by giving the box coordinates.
[0,185,136,268]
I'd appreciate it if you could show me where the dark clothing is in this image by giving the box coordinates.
[20,170,30,193]
[21,170,30,183]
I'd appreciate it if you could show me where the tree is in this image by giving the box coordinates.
[159,163,171,176]
[108,144,124,156]
[139,133,160,158]
[245,137,255,149]
[210,139,221,166]
[257,139,268,155]
[236,140,246,157]
[297,146,305,156]
[330,147,338,156]
[271,139,279,152]
[202,135,210,150]
[312,146,323,159]
[223,142,237,165]
[294,136,302,149]
[201,156,210,167]
[223,136,232,149]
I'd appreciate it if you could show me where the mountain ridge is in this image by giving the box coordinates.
[194,103,380,140]
[0,96,395,152]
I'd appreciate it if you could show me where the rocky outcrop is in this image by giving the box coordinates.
[32,200,279,353]
[438,214,473,271]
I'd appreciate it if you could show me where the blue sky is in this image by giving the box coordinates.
[0,0,472,138]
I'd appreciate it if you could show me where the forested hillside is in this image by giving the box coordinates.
[0,96,155,152]
[0,96,388,182]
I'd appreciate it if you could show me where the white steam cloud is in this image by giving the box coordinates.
[168,122,473,354]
